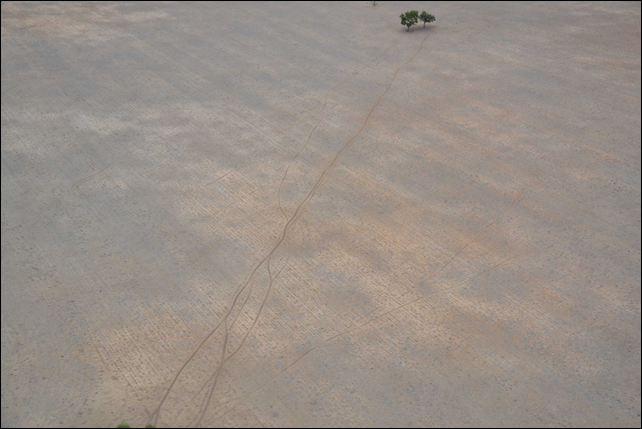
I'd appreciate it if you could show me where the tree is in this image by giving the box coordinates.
[419,11,436,28]
[400,11,419,32]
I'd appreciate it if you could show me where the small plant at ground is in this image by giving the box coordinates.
[114,424,154,428]
[400,10,419,32]
[420,11,436,28]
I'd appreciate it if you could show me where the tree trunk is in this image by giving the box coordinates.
[424,22,426,28]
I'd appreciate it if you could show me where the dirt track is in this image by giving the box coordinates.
[2,2,640,427]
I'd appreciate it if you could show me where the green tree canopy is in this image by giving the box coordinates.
[400,11,419,32]
[420,11,436,28]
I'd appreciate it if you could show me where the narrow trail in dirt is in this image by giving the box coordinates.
[149,29,432,428]
[192,31,434,427]
[277,40,399,221]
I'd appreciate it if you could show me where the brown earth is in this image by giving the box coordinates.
[2,1,640,427]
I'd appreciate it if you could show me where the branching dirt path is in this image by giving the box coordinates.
[151,27,434,428]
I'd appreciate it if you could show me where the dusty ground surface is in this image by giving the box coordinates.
[2,1,640,427]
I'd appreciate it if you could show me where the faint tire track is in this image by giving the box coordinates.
[397,187,525,301]
[206,244,553,420]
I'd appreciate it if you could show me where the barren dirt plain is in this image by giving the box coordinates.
[2,1,641,427]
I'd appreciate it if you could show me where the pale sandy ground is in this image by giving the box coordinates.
[1,1,640,427]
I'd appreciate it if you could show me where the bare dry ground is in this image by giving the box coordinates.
[2,1,640,427]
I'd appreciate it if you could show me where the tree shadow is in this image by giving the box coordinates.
[398,25,437,34]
